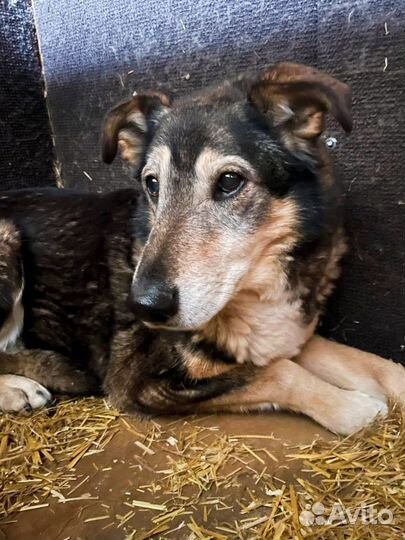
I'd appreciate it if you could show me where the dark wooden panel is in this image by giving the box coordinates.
[0,0,55,189]
[32,0,318,190]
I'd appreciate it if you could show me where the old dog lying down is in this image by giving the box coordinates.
[0,63,404,435]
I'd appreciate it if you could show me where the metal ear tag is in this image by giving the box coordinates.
[325,137,337,149]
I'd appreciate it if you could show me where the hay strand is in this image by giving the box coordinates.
[1,399,405,538]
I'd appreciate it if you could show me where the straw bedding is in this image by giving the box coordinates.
[0,398,404,539]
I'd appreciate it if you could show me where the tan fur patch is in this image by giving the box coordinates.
[117,109,149,164]
[296,335,405,404]
[141,145,172,203]
[201,197,312,366]
[194,148,257,187]
[181,346,234,379]
[132,145,172,279]
[194,350,388,435]
[117,130,143,164]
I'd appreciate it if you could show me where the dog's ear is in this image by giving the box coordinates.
[249,63,352,152]
[101,92,171,165]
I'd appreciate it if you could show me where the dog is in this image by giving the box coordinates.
[0,62,404,435]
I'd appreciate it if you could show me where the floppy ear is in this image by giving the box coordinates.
[249,63,352,152]
[101,92,171,166]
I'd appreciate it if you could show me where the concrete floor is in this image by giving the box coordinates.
[2,412,331,540]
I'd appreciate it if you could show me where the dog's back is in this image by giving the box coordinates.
[0,188,138,372]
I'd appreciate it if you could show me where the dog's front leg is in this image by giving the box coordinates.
[194,358,387,435]
[0,350,98,412]
[105,329,387,434]
[113,356,387,435]
[294,335,405,405]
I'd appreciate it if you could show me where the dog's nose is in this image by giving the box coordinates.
[130,279,178,324]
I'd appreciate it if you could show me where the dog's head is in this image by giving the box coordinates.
[102,63,351,330]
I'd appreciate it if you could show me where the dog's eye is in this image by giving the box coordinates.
[144,176,159,197]
[215,172,245,199]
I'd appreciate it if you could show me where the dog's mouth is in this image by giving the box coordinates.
[142,320,177,331]
[141,319,200,333]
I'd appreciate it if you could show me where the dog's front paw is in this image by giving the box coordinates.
[381,361,405,406]
[327,390,388,436]
[0,374,51,413]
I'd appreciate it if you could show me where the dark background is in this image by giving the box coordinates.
[0,0,55,189]
[1,0,404,361]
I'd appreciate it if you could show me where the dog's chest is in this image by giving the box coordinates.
[210,288,311,366]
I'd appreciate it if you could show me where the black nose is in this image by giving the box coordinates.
[130,279,178,324]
